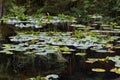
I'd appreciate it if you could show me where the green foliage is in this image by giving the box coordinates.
[9,5,26,16]
[3,0,14,15]
[42,0,73,15]
[72,30,85,38]
[72,29,100,38]
[3,0,120,24]
[58,14,76,22]
[32,13,44,18]
[6,3,29,20]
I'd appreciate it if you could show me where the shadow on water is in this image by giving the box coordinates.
[0,52,66,80]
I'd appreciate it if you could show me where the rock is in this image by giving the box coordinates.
[0,24,16,42]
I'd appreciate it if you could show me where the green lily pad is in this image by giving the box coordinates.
[59,47,70,51]
[62,51,72,54]
[92,68,106,72]
[6,51,13,54]
[75,53,86,56]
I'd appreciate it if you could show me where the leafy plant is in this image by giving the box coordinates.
[9,4,27,20]
[58,14,66,22]
[72,30,85,38]
[110,22,118,29]
[9,5,26,16]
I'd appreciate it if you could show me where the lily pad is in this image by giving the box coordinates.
[62,51,72,54]
[107,49,115,53]
[114,45,120,49]
[59,47,70,51]
[6,51,13,54]
[46,74,59,79]
[0,50,8,53]
[35,52,47,55]
[92,68,106,72]
[110,68,117,72]
[75,53,86,56]
[96,50,107,53]
[115,68,120,74]
[85,60,95,64]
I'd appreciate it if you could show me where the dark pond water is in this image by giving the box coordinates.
[0,24,120,80]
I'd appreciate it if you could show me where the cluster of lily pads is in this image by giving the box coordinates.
[2,14,76,29]
[13,32,101,45]
[70,30,120,74]
[85,44,120,73]
[0,31,116,56]
[107,56,120,74]
[85,55,120,73]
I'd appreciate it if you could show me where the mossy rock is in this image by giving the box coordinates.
[0,24,16,40]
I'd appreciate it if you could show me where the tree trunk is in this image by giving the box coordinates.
[0,0,3,17]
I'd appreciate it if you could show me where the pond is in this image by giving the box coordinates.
[0,22,120,80]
